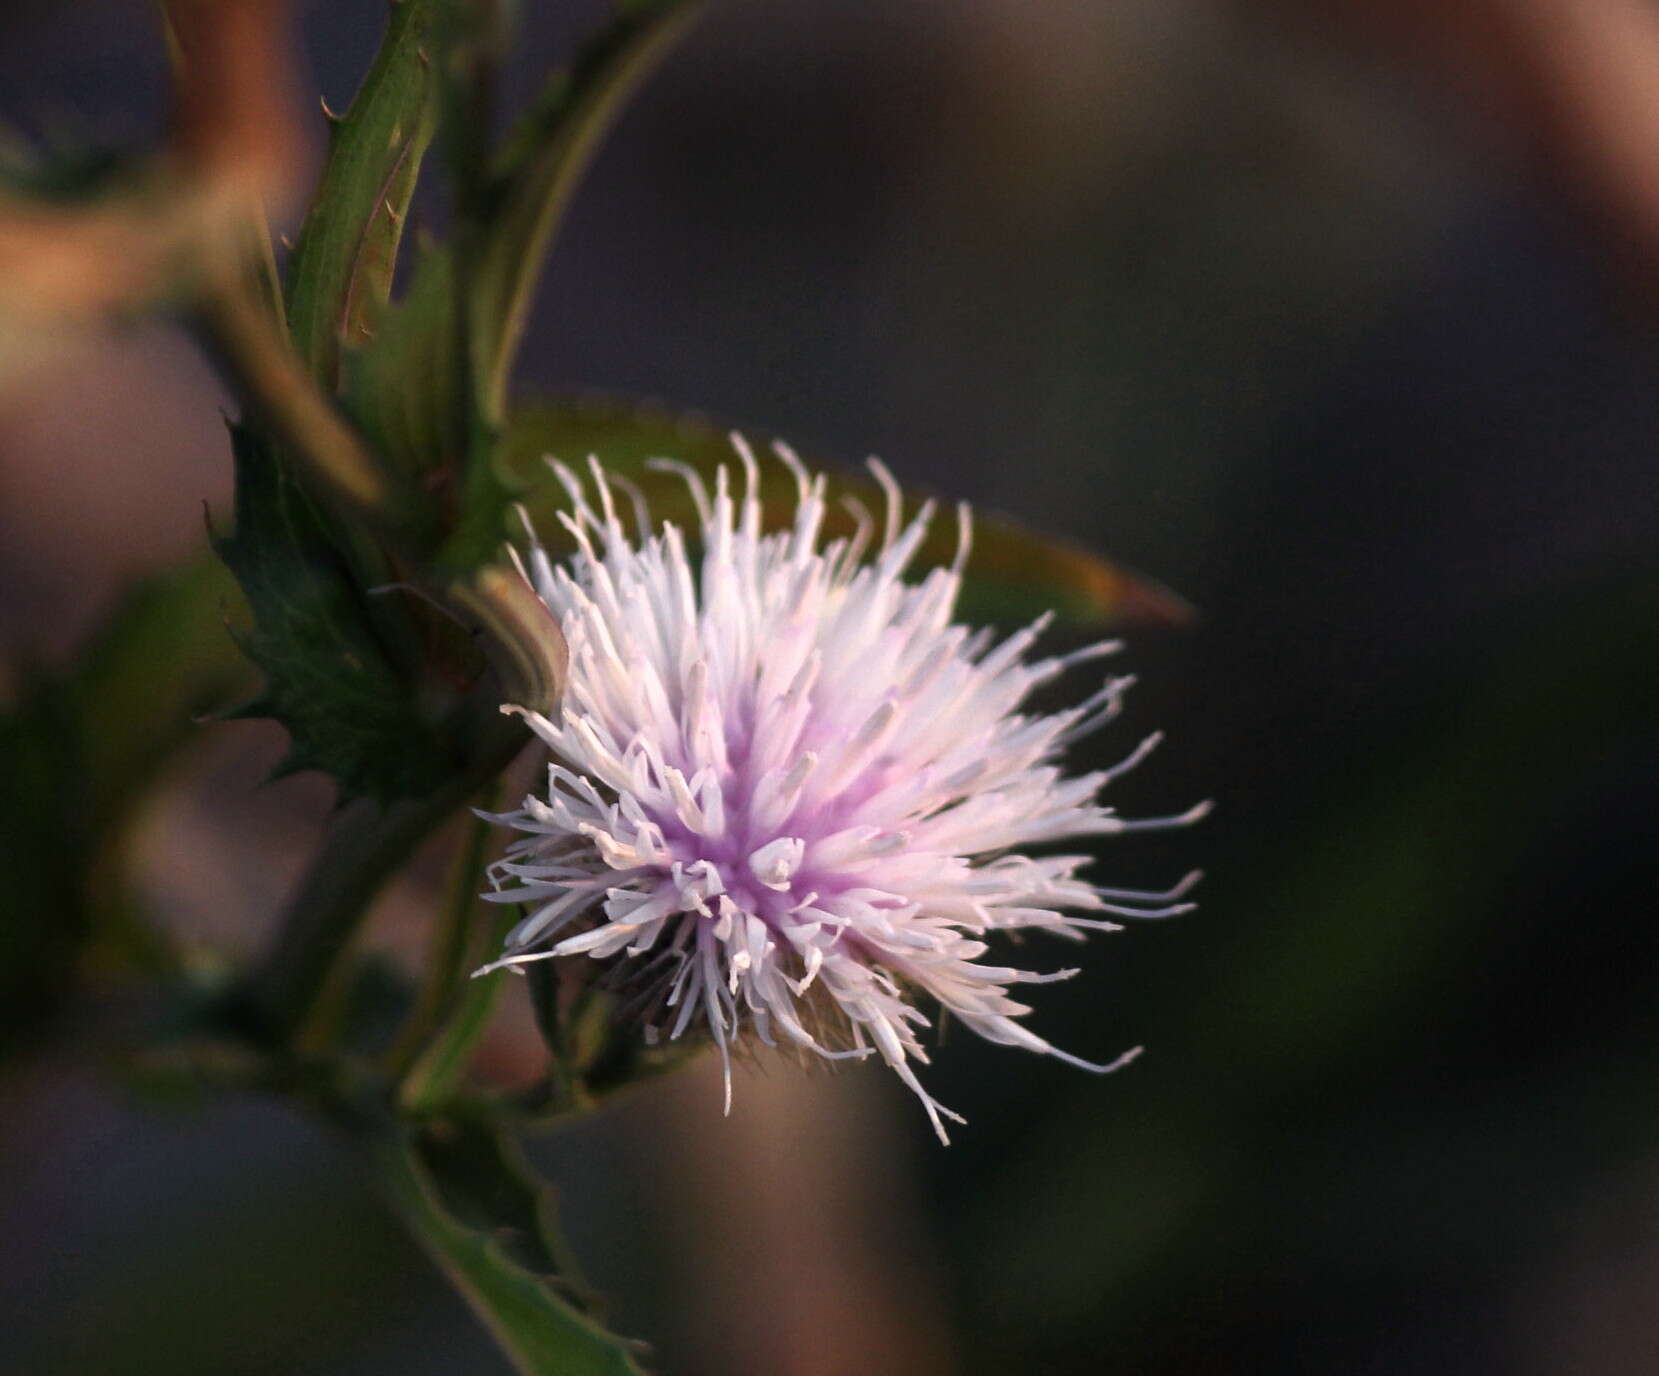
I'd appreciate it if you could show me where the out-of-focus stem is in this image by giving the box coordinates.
[386,804,497,1086]
[195,263,435,549]
[241,713,524,1047]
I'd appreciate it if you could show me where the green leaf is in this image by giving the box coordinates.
[0,556,252,1044]
[339,243,459,479]
[214,422,462,805]
[377,1116,648,1376]
[498,394,1191,629]
[468,0,701,426]
[284,0,441,389]
[71,557,252,824]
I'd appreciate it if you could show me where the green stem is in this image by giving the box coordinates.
[386,801,497,1084]
[395,909,515,1114]
[240,715,524,1046]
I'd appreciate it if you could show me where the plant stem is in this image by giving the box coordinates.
[395,911,517,1114]
[386,801,497,1084]
[241,714,524,1046]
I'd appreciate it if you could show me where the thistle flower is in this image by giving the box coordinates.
[478,439,1206,1141]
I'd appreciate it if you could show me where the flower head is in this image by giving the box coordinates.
[479,438,1205,1141]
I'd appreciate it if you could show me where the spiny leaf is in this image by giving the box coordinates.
[498,394,1192,629]
[214,422,461,806]
[284,0,440,388]
[377,1116,648,1376]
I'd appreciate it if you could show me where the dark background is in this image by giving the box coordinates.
[3,1,1658,1373]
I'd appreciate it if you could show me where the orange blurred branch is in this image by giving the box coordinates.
[0,0,305,326]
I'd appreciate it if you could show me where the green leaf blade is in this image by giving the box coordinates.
[498,394,1189,630]
[377,1118,648,1376]
[0,555,253,1043]
[340,244,459,479]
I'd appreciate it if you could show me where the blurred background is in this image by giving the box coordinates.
[3,0,1659,1372]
